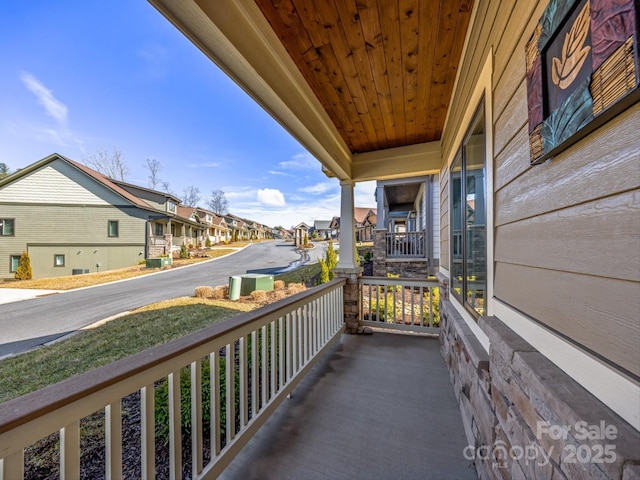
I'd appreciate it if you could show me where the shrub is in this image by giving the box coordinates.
[14,251,32,280]
[180,244,188,259]
[211,286,228,300]
[249,290,267,302]
[205,237,212,248]
[287,283,306,295]
[364,250,373,262]
[194,286,215,299]
[274,280,285,291]
[319,259,330,284]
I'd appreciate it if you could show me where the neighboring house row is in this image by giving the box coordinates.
[313,208,377,243]
[0,154,273,279]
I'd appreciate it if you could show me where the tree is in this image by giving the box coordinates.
[14,251,33,280]
[0,163,11,179]
[84,146,129,181]
[318,241,338,284]
[181,185,201,206]
[161,181,177,198]
[208,189,229,215]
[144,158,162,189]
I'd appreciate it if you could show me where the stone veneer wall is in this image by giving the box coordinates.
[333,267,362,334]
[437,274,640,480]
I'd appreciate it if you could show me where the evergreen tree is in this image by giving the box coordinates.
[14,251,33,280]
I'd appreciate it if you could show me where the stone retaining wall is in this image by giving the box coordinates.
[438,276,640,479]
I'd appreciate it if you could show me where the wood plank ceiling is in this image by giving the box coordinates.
[254,0,474,155]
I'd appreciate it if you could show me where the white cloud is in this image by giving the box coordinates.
[257,188,286,207]
[188,162,220,168]
[20,73,68,124]
[277,152,318,170]
[298,181,336,195]
[354,180,377,206]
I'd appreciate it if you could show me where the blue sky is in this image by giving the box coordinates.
[0,1,375,228]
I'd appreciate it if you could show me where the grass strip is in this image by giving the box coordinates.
[0,298,258,403]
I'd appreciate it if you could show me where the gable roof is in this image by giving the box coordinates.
[314,220,332,230]
[354,207,376,224]
[0,153,157,211]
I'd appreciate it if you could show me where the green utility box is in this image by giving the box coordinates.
[145,257,172,268]
[240,273,274,296]
[229,276,242,301]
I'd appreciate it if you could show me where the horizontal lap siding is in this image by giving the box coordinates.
[444,0,640,376]
[494,4,640,374]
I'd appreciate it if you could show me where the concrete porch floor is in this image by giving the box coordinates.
[220,331,478,480]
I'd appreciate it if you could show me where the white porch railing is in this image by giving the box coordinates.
[359,276,440,334]
[385,231,426,257]
[0,279,345,480]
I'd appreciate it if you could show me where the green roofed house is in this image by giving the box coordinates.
[0,153,203,279]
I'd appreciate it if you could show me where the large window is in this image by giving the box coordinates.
[108,220,119,238]
[0,218,14,236]
[451,100,486,317]
[155,223,163,236]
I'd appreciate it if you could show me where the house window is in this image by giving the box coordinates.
[155,223,163,236]
[54,254,65,267]
[450,100,486,317]
[9,255,20,273]
[0,218,15,236]
[167,201,176,213]
[108,220,119,237]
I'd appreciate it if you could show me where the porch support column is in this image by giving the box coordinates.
[334,180,363,334]
[375,184,385,229]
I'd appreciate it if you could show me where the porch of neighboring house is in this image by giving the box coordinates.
[372,176,439,278]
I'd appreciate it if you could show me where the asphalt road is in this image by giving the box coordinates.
[0,241,326,357]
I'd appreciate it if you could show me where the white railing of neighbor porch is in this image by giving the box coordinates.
[385,230,426,257]
[359,276,440,334]
[0,279,345,480]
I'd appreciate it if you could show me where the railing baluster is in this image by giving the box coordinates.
[105,401,123,480]
[60,421,80,480]
[286,313,292,382]
[168,371,182,480]
[270,321,277,398]
[292,309,299,374]
[303,305,309,364]
[225,343,235,443]
[240,336,248,428]
[190,361,203,476]
[250,330,257,419]
[141,384,155,479]
[211,351,221,457]
[278,317,285,390]
[261,325,267,408]
[1,450,24,480]
[429,287,435,327]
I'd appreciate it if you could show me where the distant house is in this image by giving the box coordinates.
[312,220,332,240]
[293,222,310,247]
[0,154,193,278]
[327,208,376,243]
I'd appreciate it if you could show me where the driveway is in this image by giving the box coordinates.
[0,241,324,358]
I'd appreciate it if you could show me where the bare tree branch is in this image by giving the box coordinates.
[144,158,162,189]
[84,146,129,181]
[181,185,201,207]
[207,189,229,215]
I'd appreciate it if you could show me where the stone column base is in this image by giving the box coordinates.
[333,267,363,334]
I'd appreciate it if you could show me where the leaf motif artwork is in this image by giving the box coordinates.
[525,0,639,164]
[551,0,591,89]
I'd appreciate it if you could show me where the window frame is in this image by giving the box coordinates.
[108,220,119,238]
[450,98,487,319]
[9,255,20,273]
[54,254,65,267]
[0,218,15,236]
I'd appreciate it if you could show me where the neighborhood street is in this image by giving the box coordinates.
[0,241,325,358]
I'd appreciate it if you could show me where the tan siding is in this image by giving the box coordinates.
[496,104,640,227]
[495,191,640,282]
[494,123,531,191]
[494,263,640,377]
[494,81,528,157]
[0,160,126,205]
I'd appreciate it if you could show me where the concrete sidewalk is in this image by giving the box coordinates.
[0,289,61,305]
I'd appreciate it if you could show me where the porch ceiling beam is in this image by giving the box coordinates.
[148,0,352,180]
[351,141,441,182]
